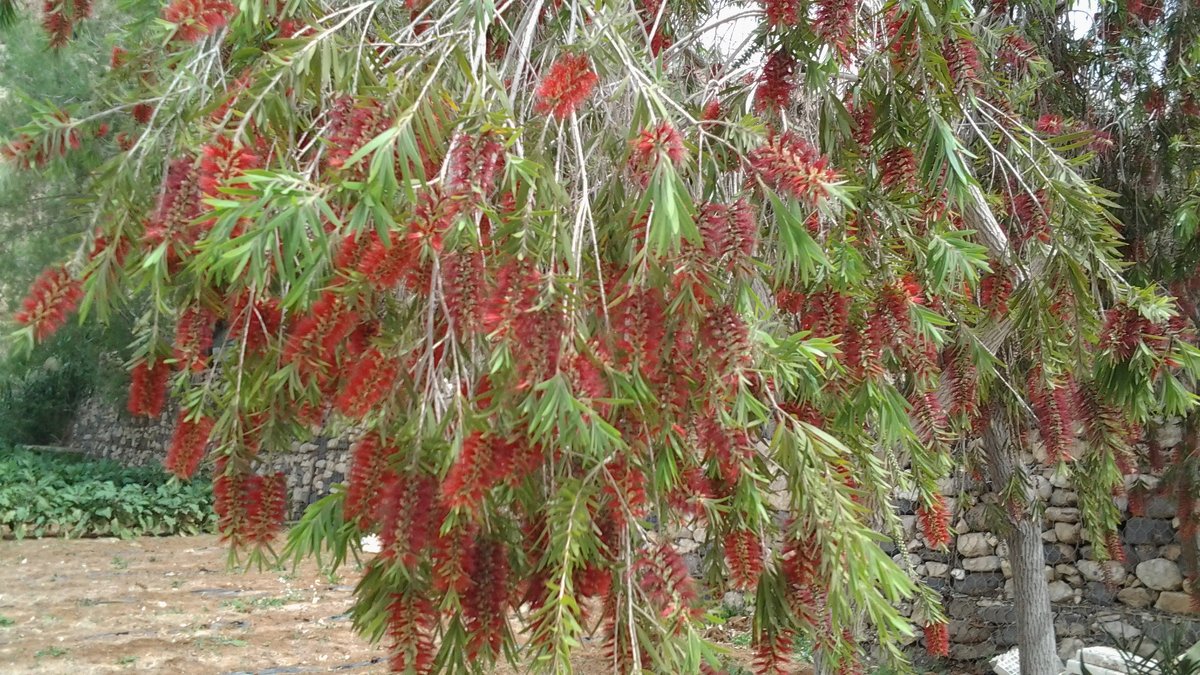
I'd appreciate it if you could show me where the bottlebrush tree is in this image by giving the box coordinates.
[5,0,1200,672]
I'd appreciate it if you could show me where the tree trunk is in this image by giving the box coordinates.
[983,408,1062,675]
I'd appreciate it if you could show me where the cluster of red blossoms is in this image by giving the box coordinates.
[924,620,950,657]
[627,122,686,186]
[1027,368,1078,463]
[14,266,83,341]
[164,413,214,479]
[1099,303,1173,361]
[441,432,542,515]
[754,630,797,675]
[42,0,91,48]
[533,53,599,120]
[324,96,392,174]
[998,34,1038,75]
[172,306,216,373]
[697,199,757,268]
[724,528,764,590]
[754,50,796,113]
[749,132,841,205]
[127,360,170,418]
[917,494,951,549]
[1008,189,1051,245]
[942,37,982,87]
[162,0,237,42]
[813,0,858,62]
[1,117,80,170]
[213,463,287,549]
[979,268,1014,316]
[878,147,917,192]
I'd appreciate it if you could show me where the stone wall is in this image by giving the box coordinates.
[893,435,1200,667]
[67,393,1200,666]
[66,396,351,519]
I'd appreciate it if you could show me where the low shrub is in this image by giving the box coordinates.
[0,447,215,538]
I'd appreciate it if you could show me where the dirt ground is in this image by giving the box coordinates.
[0,535,767,674]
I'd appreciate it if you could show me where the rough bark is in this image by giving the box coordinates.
[984,408,1063,675]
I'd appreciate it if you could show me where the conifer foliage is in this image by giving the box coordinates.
[5,0,1200,672]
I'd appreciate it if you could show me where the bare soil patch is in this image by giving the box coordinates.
[0,535,771,674]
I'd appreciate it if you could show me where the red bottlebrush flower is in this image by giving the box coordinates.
[1099,304,1160,361]
[1105,531,1127,563]
[696,417,752,483]
[447,131,506,200]
[612,287,667,370]
[432,525,478,595]
[73,0,91,19]
[379,472,440,569]
[749,131,841,205]
[462,538,511,659]
[282,291,360,380]
[1036,114,1064,135]
[227,292,282,353]
[701,99,723,121]
[41,0,72,48]
[632,543,700,629]
[110,46,127,69]
[700,305,752,383]
[324,96,392,173]
[942,37,982,87]
[754,50,796,113]
[979,268,1014,316]
[172,306,215,373]
[1090,128,1115,154]
[481,260,540,338]
[343,433,395,529]
[813,0,857,62]
[1128,0,1162,24]
[628,122,686,186]
[198,136,259,197]
[878,147,917,192]
[512,304,564,389]
[724,528,764,590]
[164,411,213,479]
[945,347,979,420]
[885,8,917,64]
[1028,368,1077,463]
[387,592,436,675]
[917,495,951,548]
[754,630,796,675]
[867,281,914,350]
[144,157,204,266]
[95,123,110,139]
[574,562,612,598]
[15,265,82,341]
[127,360,170,418]
[534,53,599,120]
[335,349,401,418]
[441,432,507,515]
[356,230,415,290]
[909,389,948,446]
[131,103,154,124]
[761,0,799,26]
[441,250,485,336]
[246,472,287,544]
[407,187,460,255]
[601,454,649,524]
[333,231,369,273]
[800,290,851,338]
[162,0,237,42]
[697,199,757,267]
[998,34,1037,75]
[847,100,874,147]
[925,621,950,657]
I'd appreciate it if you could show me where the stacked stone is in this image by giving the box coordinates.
[66,395,353,520]
[892,423,1200,664]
